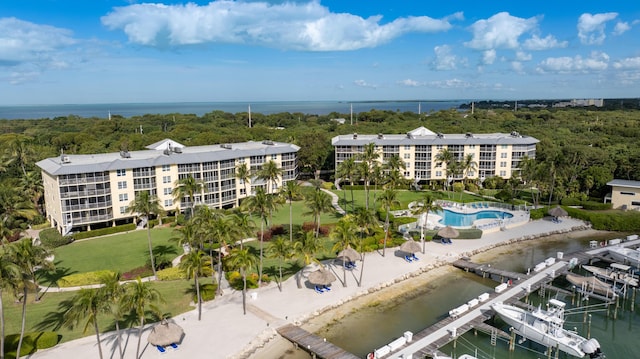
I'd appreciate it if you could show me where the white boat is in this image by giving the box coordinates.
[492,300,604,358]
[607,246,640,266]
[582,264,638,287]
[565,273,618,298]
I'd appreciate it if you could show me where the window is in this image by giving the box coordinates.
[501,153,508,158]
[240,188,246,195]
[436,145,443,150]
[164,199,173,207]
[501,144,508,149]
[162,175,171,184]
[404,145,411,150]
[468,144,475,149]
[117,169,126,177]
[621,192,636,196]
[119,206,128,214]
[117,181,127,189]
[435,171,442,177]
[499,171,507,176]
[164,188,172,196]
[468,171,475,177]
[119,193,128,202]
[405,162,410,169]
[404,153,410,159]
[500,161,507,168]
[162,164,170,172]
[271,154,278,160]
[404,171,411,177]
[632,201,640,206]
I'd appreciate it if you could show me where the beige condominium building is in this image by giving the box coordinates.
[606,179,640,210]
[332,126,539,184]
[36,139,299,235]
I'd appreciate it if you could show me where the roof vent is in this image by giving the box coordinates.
[163,148,171,156]
[220,144,232,149]
[377,133,384,139]
[465,132,473,138]
[61,155,70,164]
[353,133,358,139]
[262,140,274,145]
[406,132,413,139]
[120,150,131,158]
[436,132,444,138]
[510,131,521,137]
[173,147,182,154]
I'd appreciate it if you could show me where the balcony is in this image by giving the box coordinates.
[62,201,113,212]
[60,188,111,198]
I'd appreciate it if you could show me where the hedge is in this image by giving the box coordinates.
[38,228,72,249]
[71,223,136,240]
[5,331,60,359]
[58,270,116,287]
[156,267,187,281]
[566,207,640,231]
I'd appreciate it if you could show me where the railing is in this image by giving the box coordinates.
[62,201,113,211]
[68,213,113,225]
[59,175,110,185]
[60,188,111,198]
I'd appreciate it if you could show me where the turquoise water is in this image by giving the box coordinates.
[0,100,465,120]
[265,233,637,359]
[438,209,513,227]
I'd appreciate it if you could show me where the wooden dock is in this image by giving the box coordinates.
[277,324,360,359]
[452,259,528,282]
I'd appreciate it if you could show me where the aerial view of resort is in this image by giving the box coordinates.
[1,1,640,359]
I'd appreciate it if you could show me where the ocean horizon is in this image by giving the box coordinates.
[0,100,467,120]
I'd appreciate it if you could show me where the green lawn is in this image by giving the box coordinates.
[333,188,485,212]
[268,200,343,228]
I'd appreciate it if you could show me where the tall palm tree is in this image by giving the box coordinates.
[379,188,399,257]
[304,189,333,238]
[229,207,256,249]
[257,160,282,194]
[180,249,208,320]
[0,247,20,359]
[280,180,302,242]
[122,278,163,359]
[352,207,378,287]
[201,210,238,296]
[330,218,358,287]
[383,154,406,189]
[460,154,478,200]
[268,237,294,292]
[99,272,126,359]
[293,230,322,288]
[0,184,38,232]
[172,175,204,217]
[435,148,455,195]
[358,143,379,209]
[128,190,162,277]
[226,247,258,315]
[6,136,36,177]
[243,187,276,287]
[411,193,442,254]
[336,158,357,213]
[62,288,107,359]
[19,171,44,215]
[235,161,251,198]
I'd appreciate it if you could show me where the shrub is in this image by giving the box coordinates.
[566,207,640,231]
[39,228,72,249]
[71,223,136,240]
[226,271,270,290]
[194,283,217,302]
[156,267,187,281]
[122,266,154,280]
[529,208,547,220]
[270,224,285,236]
[58,270,116,287]
[4,331,60,359]
[465,183,479,193]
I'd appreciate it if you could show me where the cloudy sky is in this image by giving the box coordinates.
[1,1,639,105]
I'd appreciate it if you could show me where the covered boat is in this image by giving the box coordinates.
[566,273,618,298]
[492,300,604,358]
[582,264,638,287]
[607,246,640,266]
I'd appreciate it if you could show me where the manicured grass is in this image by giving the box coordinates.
[268,200,343,227]
[333,189,486,212]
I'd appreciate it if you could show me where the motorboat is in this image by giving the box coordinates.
[566,273,619,298]
[492,300,604,358]
[582,263,638,287]
[607,246,640,266]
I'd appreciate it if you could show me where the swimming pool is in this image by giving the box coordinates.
[438,209,513,227]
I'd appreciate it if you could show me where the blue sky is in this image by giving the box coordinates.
[1,1,639,105]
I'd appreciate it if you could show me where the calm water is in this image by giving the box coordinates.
[0,100,466,120]
[267,233,639,359]
[439,209,514,227]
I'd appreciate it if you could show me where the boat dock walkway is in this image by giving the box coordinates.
[388,261,568,358]
[276,324,360,359]
[452,260,528,281]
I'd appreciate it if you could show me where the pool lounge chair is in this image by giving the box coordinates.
[314,285,325,293]
[411,254,419,261]
[156,345,166,353]
[322,285,332,291]
[170,343,178,349]
[404,255,414,262]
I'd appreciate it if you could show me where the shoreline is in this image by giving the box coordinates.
[247,227,612,358]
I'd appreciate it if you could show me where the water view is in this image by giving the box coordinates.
[262,233,638,359]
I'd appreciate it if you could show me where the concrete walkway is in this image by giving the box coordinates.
[28,217,594,359]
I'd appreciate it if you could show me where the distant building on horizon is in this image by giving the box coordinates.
[553,98,604,108]
[331,126,539,184]
[36,139,299,234]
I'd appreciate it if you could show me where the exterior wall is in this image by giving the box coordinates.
[610,185,640,210]
[42,171,61,230]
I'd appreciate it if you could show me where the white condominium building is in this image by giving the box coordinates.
[36,139,299,234]
[332,126,538,183]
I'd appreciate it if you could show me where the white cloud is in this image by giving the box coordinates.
[523,34,568,50]
[613,56,640,69]
[0,17,76,65]
[398,79,422,87]
[482,49,496,65]
[432,45,457,70]
[536,51,610,73]
[354,79,377,88]
[613,21,631,35]
[577,12,618,45]
[101,1,460,51]
[465,12,537,50]
[428,78,473,89]
[515,51,531,61]
[511,61,524,73]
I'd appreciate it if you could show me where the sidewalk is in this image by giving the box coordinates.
[28,217,590,359]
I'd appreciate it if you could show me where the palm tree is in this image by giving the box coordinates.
[226,247,258,315]
[19,171,44,215]
[0,247,20,359]
[172,175,204,217]
[180,249,208,320]
[6,136,36,177]
[229,207,256,249]
[122,278,163,359]
[330,218,358,287]
[235,161,251,198]
[435,148,454,195]
[243,187,276,287]
[336,158,357,213]
[293,230,322,288]
[99,272,126,359]
[383,154,406,189]
[128,190,162,277]
[460,154,478,200]
[200,209,238,296]
[268,237,293,292]
[257,160,282,194]
[304,189,333,238]
[62,288,107,359]
[280,180,302,242]
[352,207,378,287]
[411,193,442,254]
[358,143,379,209]
[379,188,399,257]
[0,184,38,232]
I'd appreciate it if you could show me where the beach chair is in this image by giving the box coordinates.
[170,343,178,349]
[314,285,325,294]
[323,285,332,291]
[156,345,166,353]
[411,254,419,261]
[349,261,357,269]
[483,203,489,208]
[404,255,413,262]
[471,204,477,209]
